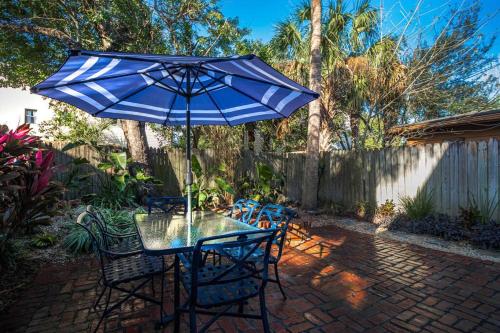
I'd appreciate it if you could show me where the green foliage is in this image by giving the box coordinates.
[400,188,434,220]
[39,106,115,152]
[239,162,284,203]
[61,157,94,195]
[460,192,499,228]
[0,235,18,271]
[355,200,376,219]
[0,124,63,270]
[267,0,498,150]
[31,233,57,248]
[189,155,234,209]
[92,151,161,209]
[377,199,396,217]
[63,207,136,254]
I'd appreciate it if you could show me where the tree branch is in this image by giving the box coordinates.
[0,20,79,47]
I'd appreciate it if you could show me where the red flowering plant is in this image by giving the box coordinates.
[1,124,63,267]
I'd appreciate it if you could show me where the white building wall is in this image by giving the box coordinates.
[0,88,160,148]
[0,87,53,134]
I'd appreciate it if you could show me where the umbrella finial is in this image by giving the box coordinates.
[69,49,82,56]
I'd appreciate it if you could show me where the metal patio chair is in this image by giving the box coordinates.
[147,195,187,215]
[178,228,277,333]
[86,205,143,255]
[252,204,295,299]
[228,198,261,224]
[76,212,166,333]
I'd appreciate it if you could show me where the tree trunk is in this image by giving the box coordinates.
[350,112,360,149]
[245,123,256,151]
[121,120,152,175]
[96,27,153,176]
[302,0,322,210]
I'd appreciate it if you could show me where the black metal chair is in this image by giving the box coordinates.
[252,204,295,299]
[147,195,187,215]
[228,198,261,224]
[86,205,143,255]
[178,229,277,333]
[76,212,166,333]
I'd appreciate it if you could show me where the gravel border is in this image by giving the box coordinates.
[304,214,500,263]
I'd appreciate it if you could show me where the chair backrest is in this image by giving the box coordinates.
[255,204,296,262]
[147,195,187,215]
[77,211,139,284]
[188,228,277,305]
[85,205,120,250]
[229,199,260,224]
[76,212,108,274]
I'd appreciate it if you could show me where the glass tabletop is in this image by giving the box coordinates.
[134,211,258,255]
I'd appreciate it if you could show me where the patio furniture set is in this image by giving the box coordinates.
[32,49,317,333]
[77,197,297,333]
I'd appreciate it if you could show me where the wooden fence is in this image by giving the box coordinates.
[48,139,499,220]
[313,139,499,221]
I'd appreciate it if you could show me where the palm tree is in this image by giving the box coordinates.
[302,0,322,210]
[270,0,407,150]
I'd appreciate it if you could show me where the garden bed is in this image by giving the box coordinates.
[294,210,500,263]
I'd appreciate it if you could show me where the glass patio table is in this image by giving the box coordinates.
[134,211,258,331]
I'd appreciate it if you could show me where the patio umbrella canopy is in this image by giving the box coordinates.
[32,50,319,221]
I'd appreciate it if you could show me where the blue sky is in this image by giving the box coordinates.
[219,0,500,55]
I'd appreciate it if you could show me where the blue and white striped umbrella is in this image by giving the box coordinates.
[32,50,319,220]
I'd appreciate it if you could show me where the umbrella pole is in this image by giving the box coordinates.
[186,94,193,224]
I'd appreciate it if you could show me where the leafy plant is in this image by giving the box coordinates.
[470,221,500,249]
[377,199,396,217]
[239,162,284,203]
[400,188,434,220]
[0,235,18,271]
[460,192,498,228]
[0,124,63,270]
[61,157,94,194]
[189,156,235,210]
[355,200,376,219]
[459,205,481,230]
[92,151,161,209]
[63,207,137,254]
[31,233,57,248]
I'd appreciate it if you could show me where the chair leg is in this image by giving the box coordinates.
[151,275,156,296]
[94,287,112,333]
[189,305,197,333]
[259,290,271,333]
[274,262,286,299]
[160,258,165,321]
[238,301,244,314]
[93,285,107,311]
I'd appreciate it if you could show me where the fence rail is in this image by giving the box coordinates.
[47,138,499,220]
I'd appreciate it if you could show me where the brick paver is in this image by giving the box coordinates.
[1,225,499,332]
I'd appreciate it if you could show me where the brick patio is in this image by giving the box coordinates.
[2,225,500,333]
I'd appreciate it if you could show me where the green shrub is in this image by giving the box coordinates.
[400,188,434,220]
[31,233,57,248]
[0,235,18,271]
[189,156,234,209]
[91,151,161,209]
[0,124,63,270]
[460,192,498,228]
[355,200,376,219]
[238,162,284,203]
[377,199,396,217]
[62,207,138,254]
